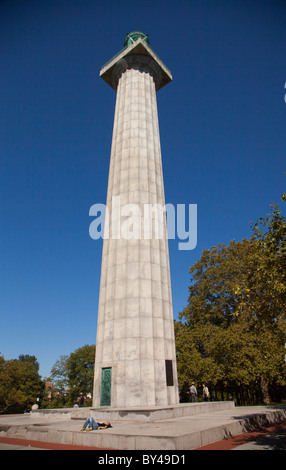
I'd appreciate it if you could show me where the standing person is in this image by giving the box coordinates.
[189,382,197,402]
[79,394,84,407]
[202,384,210,402]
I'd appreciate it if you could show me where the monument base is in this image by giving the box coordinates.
[89,401,235,422]
[5,403,286,449]
[30,401,235,422]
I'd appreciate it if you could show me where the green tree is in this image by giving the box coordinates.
[178,200,286,405]
[247,203,286,325]
[50,345,95,406]
[175,321,222,401]
[0,354,43,414]
[50,355,69,395]
[66,344,95,404]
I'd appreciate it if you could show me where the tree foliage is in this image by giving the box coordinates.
[49,344,95,407]
[0,354,43,414]
[177,200,286,405]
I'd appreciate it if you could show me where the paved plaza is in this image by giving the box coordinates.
[1,403,286,450]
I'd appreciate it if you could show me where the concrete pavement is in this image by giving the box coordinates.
[232,427,286,450]
[196,418,286,450]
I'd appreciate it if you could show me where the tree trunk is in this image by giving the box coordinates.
[260,375,271,405]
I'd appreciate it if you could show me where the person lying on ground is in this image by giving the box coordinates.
[81,416,112,431]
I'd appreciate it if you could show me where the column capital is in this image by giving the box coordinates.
[100,37,172,92]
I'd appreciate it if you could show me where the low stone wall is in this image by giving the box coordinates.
[30,401,235,422]
[30,408,74,420]
[90,401,235,422]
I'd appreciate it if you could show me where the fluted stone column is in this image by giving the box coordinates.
[93,33,179,408]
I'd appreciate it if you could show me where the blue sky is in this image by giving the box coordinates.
[1,0,285,379]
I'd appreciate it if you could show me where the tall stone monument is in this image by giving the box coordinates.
[93,32,179,408]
